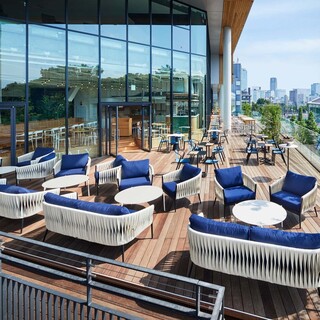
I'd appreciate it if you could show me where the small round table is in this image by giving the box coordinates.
[279,143,298,170]
[42,175,90,196]
[233,200,287,227]
[115,185,163,207]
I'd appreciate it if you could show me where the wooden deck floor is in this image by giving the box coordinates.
[1,131,320,319]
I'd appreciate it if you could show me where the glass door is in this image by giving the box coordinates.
[107,106,119,156]
[0,102,26,166]
[141,105,152,151]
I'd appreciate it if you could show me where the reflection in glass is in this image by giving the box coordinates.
[68,0,98,34]
[173,1,189,28]
[68,32,99,156]
[0,20,26,102]
[0,0,25,21]
[128,0,150,45]
[101,0,126,40]
[101,38,126,102]
[173,26,190,52]
[128,43,150,102]
[191,8,207,55]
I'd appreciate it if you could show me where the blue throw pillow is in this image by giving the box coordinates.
[0,185,34,194]
[282,170,316,197]
[189,213,250,240]
[121,159,149,179]
[180,163,201,182]
[61,153,89,170]
[113,154,127,168]
[32,147,54,160]
[77,201,130,216]
[250,226,320,250]
[214,166,244,189]
[44,192,79,209]
[39,152,55,163]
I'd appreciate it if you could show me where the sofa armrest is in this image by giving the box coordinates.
[214,176,224,203]
[149,164,154,184]
[243,172,257,193]
[53,160,62,176]
[0,178,6,185]
[97,166,121,185]
[301,182,318,213]
[162,169,181,183]
[95,160,114,172]
[85,157,91,176]
[61,192,78,199]
[176,171,201,200]
[17,151,34,163]
[269,176,285,197]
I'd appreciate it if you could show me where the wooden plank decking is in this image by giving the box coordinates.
[1,131,320,319]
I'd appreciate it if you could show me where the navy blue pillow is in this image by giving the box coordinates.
[113,154,127,167]
[44,193,79,209]
[61,153,89,170]
[39,152,55,163]
[250,226,320,250]
[121,159,149,179]
[77,201,130,216]
[282,170,316,197]
[32,147,54,160]
[180,163,201,182]
[0,185,34,194]
[189,213,250,240]
[214,166,243,189]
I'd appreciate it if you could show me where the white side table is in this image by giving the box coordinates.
[279,143,298,170]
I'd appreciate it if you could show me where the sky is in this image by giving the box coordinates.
[234,0,320,93]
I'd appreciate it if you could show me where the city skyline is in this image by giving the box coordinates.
[234,0,320,93]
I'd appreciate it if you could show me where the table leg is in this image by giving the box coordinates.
[287,149,290,170]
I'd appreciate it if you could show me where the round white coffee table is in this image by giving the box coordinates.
[233,200,287,227]
[42,175,90,196]
[115,185,163,206]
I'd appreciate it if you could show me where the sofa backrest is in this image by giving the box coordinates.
[121,159,149,179]
[113,154,127,167]
[180,163,201,182]
[39,152,56,163]
[214,166,243,188]
[0,185,36,194]
[61,153,89,170]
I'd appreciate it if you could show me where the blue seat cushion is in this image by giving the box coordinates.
[180,163,201,182]
[39,152,55,163]
[113,154,127,168]
[17,160,31,167]
[270,190,301,214]
[189,213,250,240]
[121,159,149,179]
[224,186,255,205]
[0,185,35,194]
[55,168,86,177]
[119,176,151,190]
[61,153,89,170]
[162,181,178,199]
[282,170,316,197]
[250,226,320,250]
[215,166,243,188]
[44,193,130,216]
[32,147,54,160]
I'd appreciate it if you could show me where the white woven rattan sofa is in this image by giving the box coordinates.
[188,214,320,292]
[42,193,154,261]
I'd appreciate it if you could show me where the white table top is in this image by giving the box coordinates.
[207,129,222,133]
[167,133,184,138]
[279,143,298,149]
[42,174,89,190]
[233,200,287,227]
[0,166,17,175]
[115,186,163,205]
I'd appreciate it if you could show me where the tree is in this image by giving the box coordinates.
[297,107,304,125]
[305,111,318,132]
[241,103,252,117]
[260,104,282,141]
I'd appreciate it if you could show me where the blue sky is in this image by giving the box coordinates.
[234,0,320,93]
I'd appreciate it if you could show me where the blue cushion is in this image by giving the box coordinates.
[32,147,54,160]
[121,159,149,179]
[250,226,320,250]
[61,153,89,170]
[162,181,178,199]
[113,154,127,168]
[282,171,316,197]
[215,166,243,188]
[119,176,151,190]
[189,214,250,240]
[44,193,130,216]
[224,186,256,205]
[180,163,201,182]
[270,190,301,214]
[17,160,31,167]
[55,168,86,177]
[39,152,55,163]
[94,171,99,183]
[0,185,34,194]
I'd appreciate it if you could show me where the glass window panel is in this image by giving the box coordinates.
[191,8,207,55]
[0,0,25,21]
[172,51,189,132]
[29,0,65,27]
[101,0,126,40]
[128,43,150,102]
[68,0,98,34]
[128,0,150,45]
[101,38,126,102]
[173,1,189,28]
[68,32,99,157]
[191,55,206,134]
[0,20,26,102]
[173,26,189,52]
[151,0,171,49]
[152,48,171,125]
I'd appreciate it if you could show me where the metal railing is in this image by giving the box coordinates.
[0,232,224,320]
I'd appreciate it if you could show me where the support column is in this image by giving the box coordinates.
[223,27,232,131]
[219,84,224,121]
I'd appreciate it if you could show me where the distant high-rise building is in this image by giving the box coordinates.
[270,77,277,92]
[311,83,320,96]
[232,62,248,114]
[289,89,311,106]
[241,68,247,91]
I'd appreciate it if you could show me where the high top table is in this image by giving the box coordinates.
[279,143,298,170]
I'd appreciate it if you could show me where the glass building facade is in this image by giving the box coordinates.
[0,0,209,164]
